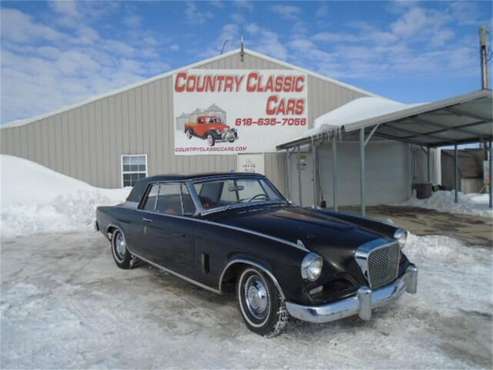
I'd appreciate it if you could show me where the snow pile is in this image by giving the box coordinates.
[405,233,484,266]
[399,190,493,218]
[0,155,130,238]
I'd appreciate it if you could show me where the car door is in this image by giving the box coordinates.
[133,183,159,260]
[141,182,196,277]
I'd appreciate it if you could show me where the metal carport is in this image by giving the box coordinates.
[277,89,493,215]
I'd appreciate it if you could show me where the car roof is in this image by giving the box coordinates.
[126,172,265,202]
[145,172,263,181]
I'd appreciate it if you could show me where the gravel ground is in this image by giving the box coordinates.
[1,232,492,369]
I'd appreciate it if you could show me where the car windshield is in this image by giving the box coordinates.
[193,178,285,212]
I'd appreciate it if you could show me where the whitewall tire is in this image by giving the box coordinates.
[111,229,132,269]
[236,267,288,337]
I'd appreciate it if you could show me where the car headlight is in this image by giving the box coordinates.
[301,253,323,281]
[394,228,407,248]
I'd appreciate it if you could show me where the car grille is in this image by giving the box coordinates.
[367,243,400,288]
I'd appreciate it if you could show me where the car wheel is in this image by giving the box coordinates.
[185,129,193,139]
[207,134,215,147]
[111,229,132,269]
[237,267,288,337]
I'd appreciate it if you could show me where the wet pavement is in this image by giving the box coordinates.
[344,205,493,248]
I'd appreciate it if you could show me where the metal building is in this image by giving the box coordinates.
[0,49,370,194]
[3,48,489,210]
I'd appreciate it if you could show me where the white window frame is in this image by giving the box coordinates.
[121,154,148,188]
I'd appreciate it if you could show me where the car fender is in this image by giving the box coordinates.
[218,255,286,299]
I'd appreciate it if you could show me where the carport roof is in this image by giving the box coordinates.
[278,89,493,149]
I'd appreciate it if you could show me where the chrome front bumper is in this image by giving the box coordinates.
[286,265,418,323]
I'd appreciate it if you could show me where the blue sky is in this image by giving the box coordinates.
[1,0,491,124]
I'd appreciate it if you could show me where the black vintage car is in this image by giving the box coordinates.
[96,173,417,337]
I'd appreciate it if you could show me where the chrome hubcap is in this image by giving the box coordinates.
[244,275,269,320]
[115,232,126,259]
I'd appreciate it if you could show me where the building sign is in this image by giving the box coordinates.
[173,69,308,155]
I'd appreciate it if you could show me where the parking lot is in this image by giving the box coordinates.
[1,208,492,369]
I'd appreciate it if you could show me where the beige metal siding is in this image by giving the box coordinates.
[0,50,367,190]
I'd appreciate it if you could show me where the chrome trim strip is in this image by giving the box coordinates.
[129,250,222,295]
[218,259,286,300]
[286,265,418,324]
[135,209,309,252]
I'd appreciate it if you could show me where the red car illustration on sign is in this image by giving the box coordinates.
[184,115,238,146]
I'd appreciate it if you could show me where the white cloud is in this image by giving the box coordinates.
[185,1,213,24]
[235,0,254,12]
[430,28,455,47]
[75,26,100,45]
[271,4,301,20]
[0,7,170,123]
[449,1,481,25]
[285,2,480,82]
[245,23,287,60]
[391,7,429,38]
[1,8,65,43]
[123,14,142,29]
[49,0,79,18]
[312,32,359,43]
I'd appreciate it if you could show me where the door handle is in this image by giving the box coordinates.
[142,217,153,223]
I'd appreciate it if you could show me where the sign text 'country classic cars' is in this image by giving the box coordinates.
[173,69,308,154]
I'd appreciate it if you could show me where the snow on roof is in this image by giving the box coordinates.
[1,48,378,129]
[314,97,411,129]
[291,96,422,142]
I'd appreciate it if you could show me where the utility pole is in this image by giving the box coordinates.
[479,26,490,89]
[240,35,245,62]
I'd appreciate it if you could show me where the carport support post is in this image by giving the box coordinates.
[297,146,302,206]
[454,144,459,203]
[489,141,492,209]
[427,148,431,183]
[360,128,366,216]
[286,149,292,201]
[311,139,318,207]
[332,134,338,212]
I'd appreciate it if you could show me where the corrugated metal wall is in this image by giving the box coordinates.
[0,50,366,192]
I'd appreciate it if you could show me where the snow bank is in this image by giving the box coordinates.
[0,155,130,238]
[398,190,493,218]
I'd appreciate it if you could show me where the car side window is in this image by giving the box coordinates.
[156,183,183,215]
[142,184,159,210]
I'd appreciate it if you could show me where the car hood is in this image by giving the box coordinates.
[210,205,389,255]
